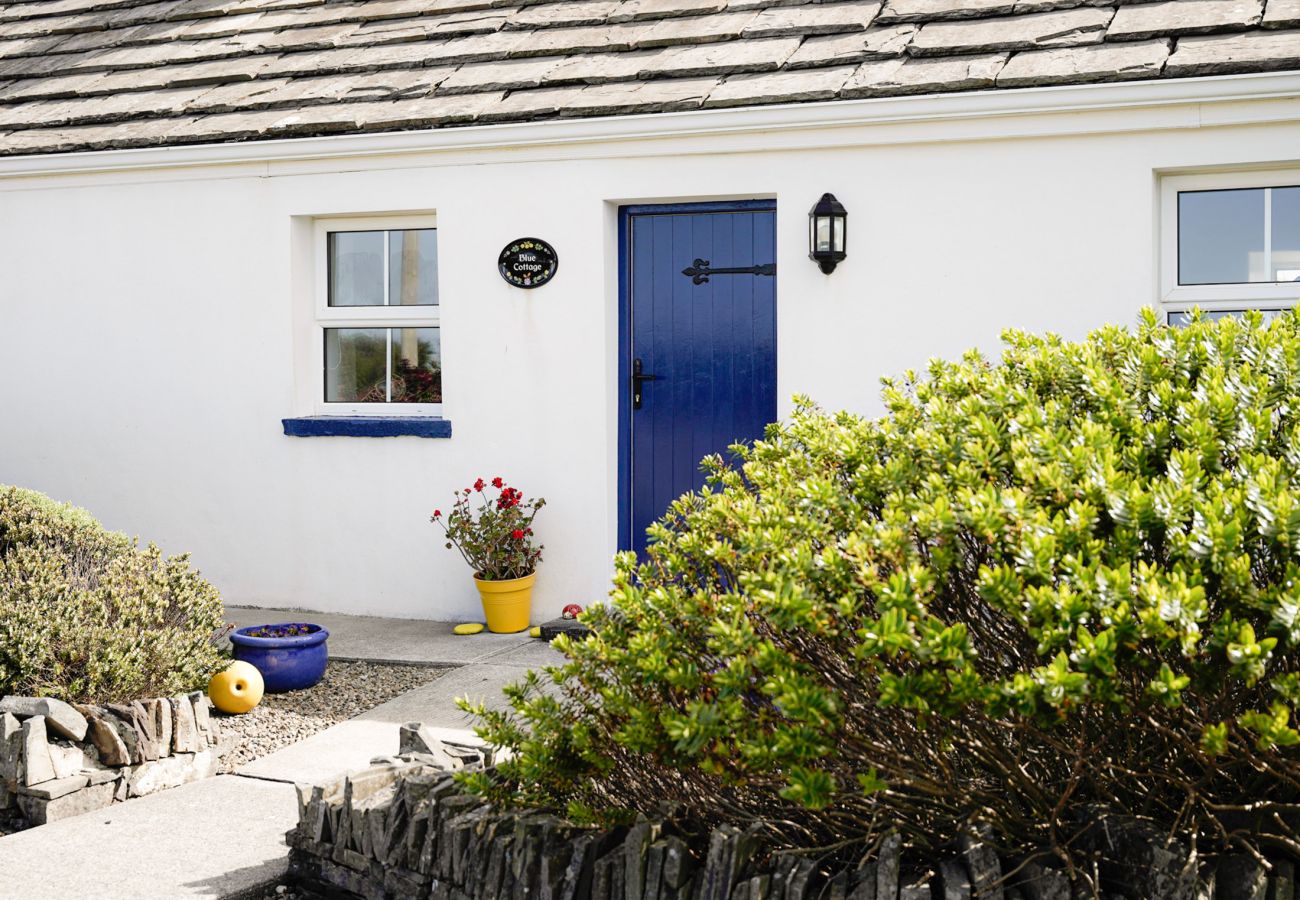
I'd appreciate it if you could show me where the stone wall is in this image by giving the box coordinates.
[0,691,223,826]
[287,724,1297,900]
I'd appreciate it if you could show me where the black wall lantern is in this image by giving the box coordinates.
[808,192,847,274]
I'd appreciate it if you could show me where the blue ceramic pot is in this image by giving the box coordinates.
[229,623,329,693]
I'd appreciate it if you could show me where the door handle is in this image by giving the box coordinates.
[632,358,659,410]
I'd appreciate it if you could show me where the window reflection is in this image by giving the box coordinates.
[328,229,438,307]
[1179,186,1300,285]
[391,328,442,403]
[1274,188,1300,283]
[1166,309,1286,327]
[1179,189,1265,285]
[325,328,441,404]
[324,328,386,402]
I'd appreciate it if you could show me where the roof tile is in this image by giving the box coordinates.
[0,84,206,128]
[175,11,267,39]
[607,0,724,22]
[540,47,662,81]
[1107,1,1262,42]
[475,81,583,117]
[88,51,277,91]
[644,34,801,74]
[1263,0,1300,28]
[38,23,157,54]
[878,0,1015,23]
[0,116,195,153]
[437,55,566,92]
[562,74,721,112]
[249,21,362,52]
[842,50,1007,93]
[635,10,760,47]
[785,23,916,66]
[505,20,647,54]
[0,34,68,59]
[1165,26,1300,74]
[505,0,619,28]
[909,6,1113,54]
[997,35,1169,84]
[704,63,856,104]
[743,1,881,39]
[0,70,108,103]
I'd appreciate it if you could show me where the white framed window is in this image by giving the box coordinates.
[1161,170,1300,321]
[313,215,442,416]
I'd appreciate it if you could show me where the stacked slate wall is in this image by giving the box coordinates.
[0,691,222,826]
[287,724,1297,900]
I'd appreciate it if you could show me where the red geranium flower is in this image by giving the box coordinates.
[433,509,442,518]
[511,529,525,540]
[492,477,503,488]
[474,478,485,492]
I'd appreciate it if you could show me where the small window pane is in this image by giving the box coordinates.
[1274,187,1300,284]
[389,229,439,306]
[325,328,387,402]
[1167,308,1286,327]
[328,232,385,307]
[1179,189,1266,285]
[391,328,441,403]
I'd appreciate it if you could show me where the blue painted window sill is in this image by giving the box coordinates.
[282,417,452,439]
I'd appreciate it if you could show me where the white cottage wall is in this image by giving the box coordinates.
[2,82,1299,621]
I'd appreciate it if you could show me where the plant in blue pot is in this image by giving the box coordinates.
[229,622,329,693]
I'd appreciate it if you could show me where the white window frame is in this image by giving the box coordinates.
[313,214,442,417]
[1160,169,1300,319]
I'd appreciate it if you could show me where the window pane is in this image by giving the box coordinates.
[1274,187,1300,284]
[328,232,386,307]
[1167,308,1286,327]
[391,328,442,403]
[324,328,387,402]
[1179,189,1266,285]
[388,229,438,306]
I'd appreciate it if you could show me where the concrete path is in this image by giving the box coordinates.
[0,606,566,898]
[0,776,298,898]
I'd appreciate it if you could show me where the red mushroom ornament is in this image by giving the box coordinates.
[561,604,583,620]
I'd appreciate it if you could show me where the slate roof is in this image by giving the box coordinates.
[0,0,1297,156]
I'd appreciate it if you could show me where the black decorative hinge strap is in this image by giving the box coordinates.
[681,259,777,285]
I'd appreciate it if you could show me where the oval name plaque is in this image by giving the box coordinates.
[498,238,558,289]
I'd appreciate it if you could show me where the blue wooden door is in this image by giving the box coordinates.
[620,201,777,555]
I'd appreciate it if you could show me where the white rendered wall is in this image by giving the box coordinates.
[2,86,1299,621]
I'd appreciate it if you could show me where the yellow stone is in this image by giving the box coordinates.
[453,622,485,635]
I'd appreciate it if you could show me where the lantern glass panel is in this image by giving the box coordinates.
[815,217,832,253]
[833,217,845,253]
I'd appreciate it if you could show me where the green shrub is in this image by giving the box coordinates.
[465,309,1300,864]
[0,486,227,703]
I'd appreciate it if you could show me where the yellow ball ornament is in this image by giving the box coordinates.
[208,661,265,714]
[453,622,485,635]
[529,626,542,638]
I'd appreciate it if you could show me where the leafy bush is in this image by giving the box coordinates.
[0,486,227,703]
[465,309,1300,867]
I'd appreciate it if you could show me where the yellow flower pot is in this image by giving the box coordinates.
[474,572,535,633]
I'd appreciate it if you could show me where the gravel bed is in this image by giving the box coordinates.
[215,660,450,773]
